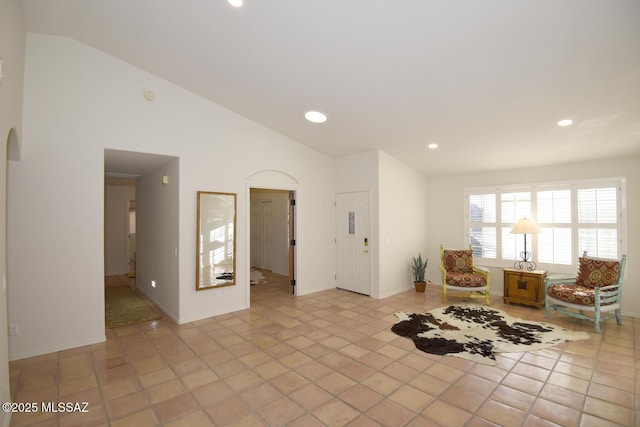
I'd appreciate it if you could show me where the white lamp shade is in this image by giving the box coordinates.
[510,218,540,234]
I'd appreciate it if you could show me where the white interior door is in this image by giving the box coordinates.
[335,192,370,295]
[250,199,274,270]
[261,200,272,270]
[126,200,136,277]
[250,200,262,268]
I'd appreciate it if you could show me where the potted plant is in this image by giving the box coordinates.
[411,253,428,292]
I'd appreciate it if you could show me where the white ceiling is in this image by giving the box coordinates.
[22,0,640,176]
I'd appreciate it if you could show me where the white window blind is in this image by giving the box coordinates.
[537,188,572,265]
[577,187,618,258]
[500,191,531,261]
[469,193,496,258]
[465,179,625,272]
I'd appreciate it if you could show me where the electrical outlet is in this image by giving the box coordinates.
[9,323,19,336]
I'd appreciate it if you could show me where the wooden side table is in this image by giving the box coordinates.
[503,268,547,309]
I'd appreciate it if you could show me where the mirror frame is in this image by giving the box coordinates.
[196,191,237,291]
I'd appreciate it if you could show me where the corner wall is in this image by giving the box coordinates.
[377,151,429,298]
[334,150,430,299]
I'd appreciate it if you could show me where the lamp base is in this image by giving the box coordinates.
[514,251,537,271]
[514,260,537,271]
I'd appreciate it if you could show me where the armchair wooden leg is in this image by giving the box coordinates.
[544,296,550,318]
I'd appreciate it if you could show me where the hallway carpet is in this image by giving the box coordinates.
[105,279,161,329]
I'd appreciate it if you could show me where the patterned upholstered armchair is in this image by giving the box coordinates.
[545,252,627,333]
[440,244,490,305]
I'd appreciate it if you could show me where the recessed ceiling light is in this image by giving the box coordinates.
[227,0,243,7]
[304,110,328,124]
[427,143,438,150]
[557,119,573,127]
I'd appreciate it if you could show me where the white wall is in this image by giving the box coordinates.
[136,159,180,321]
[7,33,336,359]
[426,156,640,317]
[104,183,136,276]
[0,0,25,424]
[378,151,429,298]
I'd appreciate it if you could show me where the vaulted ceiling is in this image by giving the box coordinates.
[22,0,640,176]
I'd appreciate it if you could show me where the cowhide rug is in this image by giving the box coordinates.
[392,305,589,365]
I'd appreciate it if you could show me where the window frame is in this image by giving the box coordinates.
[464,177,627,274]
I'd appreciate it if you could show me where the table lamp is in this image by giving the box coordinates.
[510,218,540,271]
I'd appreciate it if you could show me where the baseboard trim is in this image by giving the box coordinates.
[177,304,249,325]
[9,335,106,362]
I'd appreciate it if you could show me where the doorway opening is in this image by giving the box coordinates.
[103,149,178,325]
[249,188,296,296]
[104,176,136,280]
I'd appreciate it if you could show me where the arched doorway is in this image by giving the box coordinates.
[246,170,298,302]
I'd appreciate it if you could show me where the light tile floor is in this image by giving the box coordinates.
[8,271,638,426]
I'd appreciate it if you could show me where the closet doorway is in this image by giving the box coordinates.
[250,188,296,294]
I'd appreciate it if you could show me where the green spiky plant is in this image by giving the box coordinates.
[411,253,428,283]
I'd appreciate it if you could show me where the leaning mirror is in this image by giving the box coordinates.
[196,191,236,290]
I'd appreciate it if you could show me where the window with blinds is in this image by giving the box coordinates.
[464,179,626,272]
